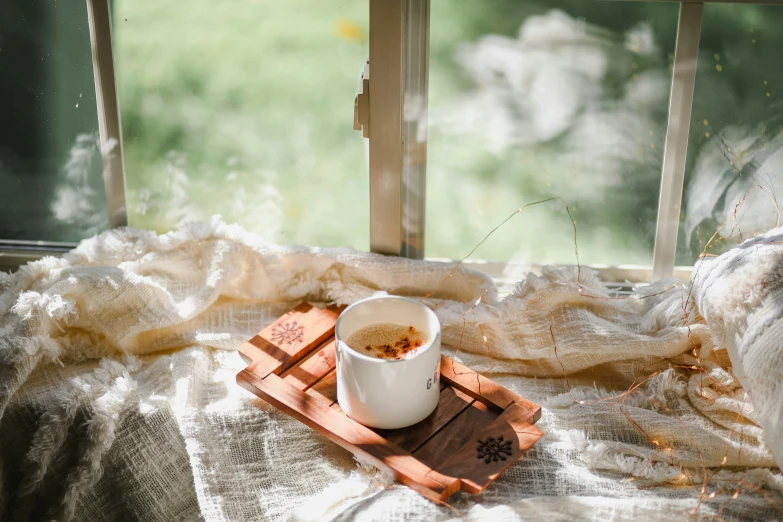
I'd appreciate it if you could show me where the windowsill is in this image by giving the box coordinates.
[432,258,692,286]
[1,243,692,289]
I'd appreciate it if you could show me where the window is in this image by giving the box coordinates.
[426,1,679,267]
[363,0,783,282]
[678,2,783,265]
[0,1,108,242]
[3,0,783,282]
[114,0,370,249]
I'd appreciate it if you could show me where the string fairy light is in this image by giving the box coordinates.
[420,180,783,517]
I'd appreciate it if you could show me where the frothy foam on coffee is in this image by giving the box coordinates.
[346,323,429,360]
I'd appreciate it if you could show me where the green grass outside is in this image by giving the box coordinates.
[114,1,783,266]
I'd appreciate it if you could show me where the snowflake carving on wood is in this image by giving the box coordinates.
[271,321,304,345]
[476,436,513,464]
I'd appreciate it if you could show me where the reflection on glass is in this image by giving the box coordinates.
[0,1,108,241]
[426,1,678,266]
[114,0,369,248]
[678,4,783,265]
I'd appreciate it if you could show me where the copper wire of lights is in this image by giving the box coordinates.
[418,184,782,518]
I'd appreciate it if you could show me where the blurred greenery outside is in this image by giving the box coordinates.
[3,1,780,268]
[113,0,783,266]
[425,1,677,266]
[115,0,371,249]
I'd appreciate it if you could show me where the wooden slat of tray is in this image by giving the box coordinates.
[239,303,342,377]
[240,370,460,501]
[439,356,541,420]
[413,400,498,469]
[436,404,542,494]
[281,340,336,390]
[307,369,338,406]
[237,302,543,503]
[381,387,474,453]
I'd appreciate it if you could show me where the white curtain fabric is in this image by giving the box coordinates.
[1,218,781,521]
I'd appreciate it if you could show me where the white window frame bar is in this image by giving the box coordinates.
[368,0,430,258]
[368,0,403,256]
[651,2,703,281]
[400,0,430,259]
[0,240,74,272]
[0,0,126,270]
[86,0,128,228]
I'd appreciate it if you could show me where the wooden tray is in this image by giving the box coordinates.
[236,303,543,503]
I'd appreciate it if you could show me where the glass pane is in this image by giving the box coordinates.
[426,1,679,266]
[115,1,369,249]
[677,3,783,265]
[0,2,108,241]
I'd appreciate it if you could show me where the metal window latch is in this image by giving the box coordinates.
[353,61,370,138]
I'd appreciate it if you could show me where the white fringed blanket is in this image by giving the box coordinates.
[1,219,782,521]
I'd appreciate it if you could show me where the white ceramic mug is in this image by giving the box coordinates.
[335,291,441,429]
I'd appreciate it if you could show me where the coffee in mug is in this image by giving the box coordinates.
[345,323,429,360]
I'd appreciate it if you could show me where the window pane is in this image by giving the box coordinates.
[0,1,108,241]
[115,1,369,249]
[677,3,783,265]
[426,1,679,266]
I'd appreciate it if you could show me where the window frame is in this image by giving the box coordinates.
[0,0,125,271]
[367,0,775,282]
[86,0,127,230]
[2,0,779,282]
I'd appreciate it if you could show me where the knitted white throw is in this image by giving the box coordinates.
[1,219,782,521]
